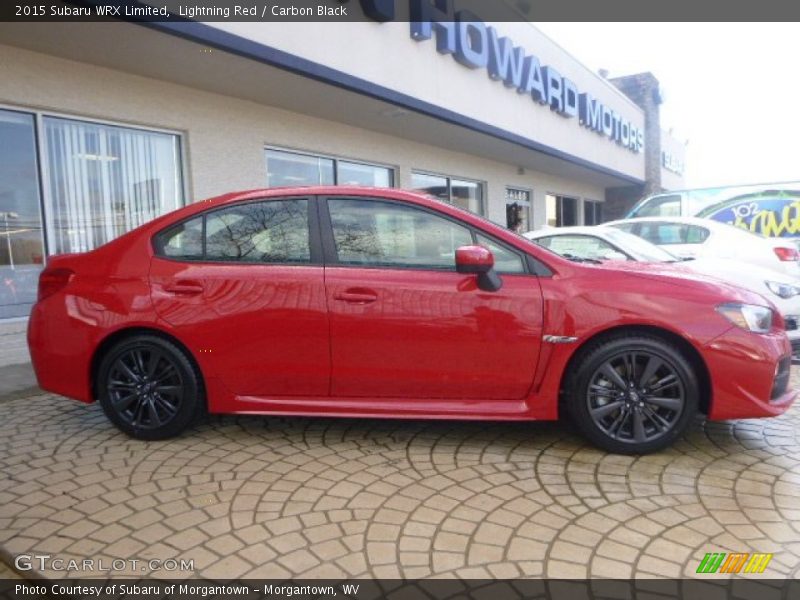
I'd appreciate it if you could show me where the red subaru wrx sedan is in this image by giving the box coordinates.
[28,187,795,453]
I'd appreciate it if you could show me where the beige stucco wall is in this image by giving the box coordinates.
[0,42,607,229]
[214,21,647,181]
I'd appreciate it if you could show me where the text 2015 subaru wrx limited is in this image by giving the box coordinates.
[27,187,796,453]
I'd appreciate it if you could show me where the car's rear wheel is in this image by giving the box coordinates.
[565,335,698,454]
[97,335,203,440]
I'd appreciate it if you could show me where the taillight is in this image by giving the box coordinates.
[38,268,74,302]
[774,247,799,261]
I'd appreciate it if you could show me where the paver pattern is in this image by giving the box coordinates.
[0,321,30,367]
[1,373,800,580]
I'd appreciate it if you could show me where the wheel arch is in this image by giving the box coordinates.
[559,324,712,415]
[90,326,205,403]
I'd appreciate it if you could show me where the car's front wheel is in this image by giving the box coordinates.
[97,335,203,440]
[565,335,698,454]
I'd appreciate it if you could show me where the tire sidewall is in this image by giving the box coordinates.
[97,335,201,440]
[567,336,699,454]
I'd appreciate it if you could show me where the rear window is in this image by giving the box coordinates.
[631,194,681,217]
[153,199,311,264]
[637,222,710,245]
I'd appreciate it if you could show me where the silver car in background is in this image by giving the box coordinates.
[524,225,800,358]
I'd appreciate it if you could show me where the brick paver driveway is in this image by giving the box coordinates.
[2,373,799,580]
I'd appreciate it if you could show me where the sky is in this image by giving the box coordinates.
[534,23,800,189]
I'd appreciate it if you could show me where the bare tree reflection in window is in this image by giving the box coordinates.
[205,200,310,263]
[329,199,471,269]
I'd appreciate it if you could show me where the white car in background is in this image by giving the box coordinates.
[523,226,800,357]
[603,216,800,278]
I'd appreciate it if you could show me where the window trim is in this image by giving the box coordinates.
[319,195,534,275]
[265,145,397,188]
[152,195,322,266]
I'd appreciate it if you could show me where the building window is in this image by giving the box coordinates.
[265,148,393,188]
[546,194,578,227]
[584,200,603,225]
[337,160,393,187]
[505,187,531,233]
[411,171,484,215]
[43,116,183,254]
[0,109,45,319]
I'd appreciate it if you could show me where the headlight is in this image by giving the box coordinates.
[765,280,800,299]
[716,303,773,333]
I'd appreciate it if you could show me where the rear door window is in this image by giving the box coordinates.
[205,199,310,263]
[154,199,311,264]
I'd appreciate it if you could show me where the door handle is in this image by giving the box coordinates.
[163,281,204,296]
[333,289,378,304]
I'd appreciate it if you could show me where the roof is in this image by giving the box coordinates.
[132,186,576,268]
[603,216,733,229]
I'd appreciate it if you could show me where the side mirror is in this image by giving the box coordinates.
[455,245,502,292]
[456,245,493,274]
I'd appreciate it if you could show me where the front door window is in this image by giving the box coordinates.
[328,197,472,269]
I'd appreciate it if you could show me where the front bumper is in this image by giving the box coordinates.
[704,326,796,420]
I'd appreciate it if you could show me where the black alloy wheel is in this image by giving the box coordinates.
[98,335,203,440]
[567,336,698,454]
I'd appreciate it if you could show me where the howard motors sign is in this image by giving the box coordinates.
[361,0,644,154]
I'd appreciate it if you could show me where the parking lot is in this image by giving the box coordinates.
[1,369,800,580]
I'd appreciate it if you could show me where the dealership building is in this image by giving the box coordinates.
[0,9,686,319]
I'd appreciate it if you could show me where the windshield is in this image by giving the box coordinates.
[602,228,678,262]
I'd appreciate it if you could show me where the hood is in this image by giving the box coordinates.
[587,260,773,307]
[687,257,797,285]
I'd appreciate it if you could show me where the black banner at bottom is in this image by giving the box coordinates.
[2,579,799,600]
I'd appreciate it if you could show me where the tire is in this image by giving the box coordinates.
[564,335,698,454]
[97,335,204,440]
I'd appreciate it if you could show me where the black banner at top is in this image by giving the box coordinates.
[3,0,800,22]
